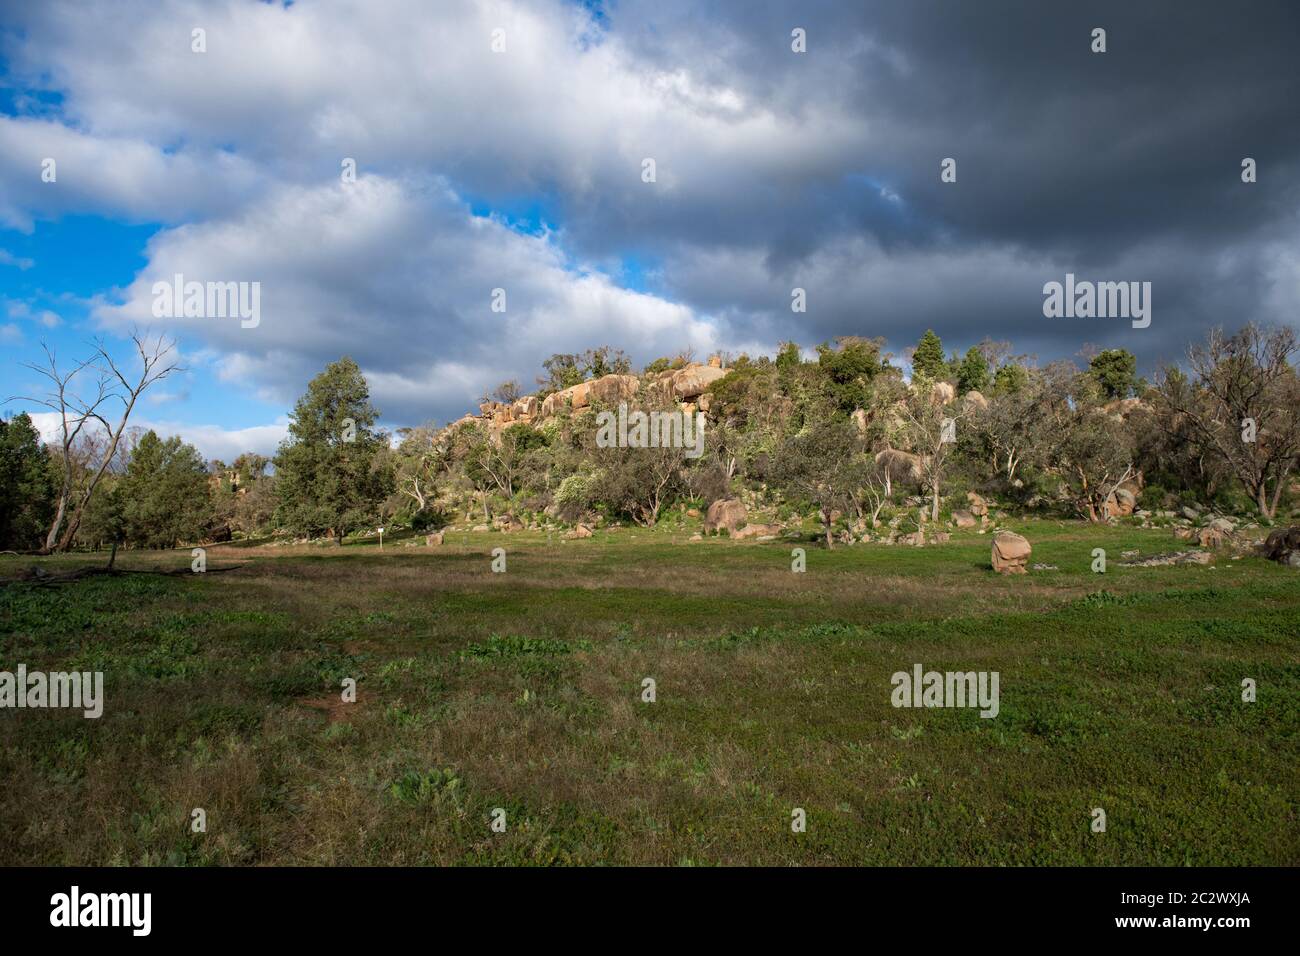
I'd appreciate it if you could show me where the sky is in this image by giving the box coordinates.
[1,0,1297,461]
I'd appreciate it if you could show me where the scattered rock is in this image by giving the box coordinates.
[471,524,489,533]
[425,531,444,546]
[565,524,593,540]
[1121,551,1213,567]
[966,491,989,516]
[1031,563,1058,571]
[929,532,951,545]
[991,531,1031,574]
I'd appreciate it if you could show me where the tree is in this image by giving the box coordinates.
[1154,324,1300,519]
[896,380,959,521]
[911,329,948,381]
[273,357,393,540]
[487,380,522,405]
[591,398,689,527]
[581,346,631,378]
[968,370,1051,489]
[770,420,868,548]
[0,413,57,551]
[540,353,585,393]
[816,336,887,413]
[957,346,990,395]
[463,422,544,508]
[1088,349,1139,400]
[10,334,179,552]
[117,431,213,548]
[1044,368,1136,521]
[992,362,1029,395]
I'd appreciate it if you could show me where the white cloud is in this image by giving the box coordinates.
[94,175,723,424]
[24,411,287,462]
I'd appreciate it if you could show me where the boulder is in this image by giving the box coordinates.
[931,381,956,405]
[513,396,538,421]
[875,448,927,484]
[542,380,594,416]
[425,531,444,546]
[493,514,524,532]
[966,491,989,516]
[704,498,747,535]
[1207,517,1235,533]
[899,532,926,547]
[962,390,989,412]
[1196,527,1229,549]
[1260,526,1300,566]
[991,531,1031,574]
[471,524,489,533]
[672,364,730,400]
[1105,487,1137,518]
[565,524,593,540]
[951,509,977,529]
[587,373,640,405]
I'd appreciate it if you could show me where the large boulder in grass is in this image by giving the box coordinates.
[704,498,747,535]
[966,491,989,516]
[1261,526,1300,566]
[991,531,1032,574]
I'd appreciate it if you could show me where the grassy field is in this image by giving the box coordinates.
[1,519,1297,866]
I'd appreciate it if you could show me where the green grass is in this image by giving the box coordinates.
[0,520,1296,865]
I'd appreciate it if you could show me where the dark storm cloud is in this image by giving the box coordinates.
[556,0,1300,369]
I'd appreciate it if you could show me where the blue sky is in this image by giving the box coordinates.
[2,0,1297,460]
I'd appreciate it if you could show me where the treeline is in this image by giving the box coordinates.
[2,323,1297,553]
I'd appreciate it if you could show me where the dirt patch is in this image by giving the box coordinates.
[298,693,366,724]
